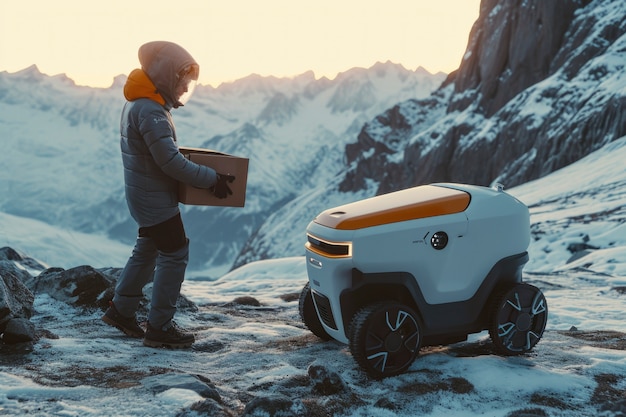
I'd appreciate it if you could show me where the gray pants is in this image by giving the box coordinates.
[113,214,189,329]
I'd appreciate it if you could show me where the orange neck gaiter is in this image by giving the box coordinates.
[123,68,166,106]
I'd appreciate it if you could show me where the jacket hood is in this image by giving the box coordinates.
[123,69,166,106]
[137,41,199,108]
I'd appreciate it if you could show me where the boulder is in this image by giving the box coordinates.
[176,398,235,417]
[0,262,34,324]
[31,265,116,309]
[241,394,307,417]
[29,265,197,314]
[0,260,36,344]
[142,373,221,403]
[307,364,347,395]
[0,247,47,272]
[2,317,36,344]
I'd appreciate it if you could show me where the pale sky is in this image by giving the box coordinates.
[0,0,480,88]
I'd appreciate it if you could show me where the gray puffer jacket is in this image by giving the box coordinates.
[120,41,216,228]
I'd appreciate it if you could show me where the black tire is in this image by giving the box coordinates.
[349,302,422,378]
[489,283,548,355]
[298,283,331,340]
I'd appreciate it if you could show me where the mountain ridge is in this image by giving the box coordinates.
[0,59,443,275]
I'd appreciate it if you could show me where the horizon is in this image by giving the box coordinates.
[3,59,445,89]
[0,0,480,88]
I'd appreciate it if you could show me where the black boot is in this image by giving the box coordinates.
[102,301,145,338]
[143,322,195,348]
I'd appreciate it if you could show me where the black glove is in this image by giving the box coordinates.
[212,173,235,199]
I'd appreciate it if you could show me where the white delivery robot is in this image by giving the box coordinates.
[299,183,547,378]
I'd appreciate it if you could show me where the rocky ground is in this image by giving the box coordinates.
[1,253,626,416]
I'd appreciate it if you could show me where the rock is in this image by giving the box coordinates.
[233,296,261,307]
[601,398,626,413]
[241,394,307,417]
[612,287,626,295]
[505,408,548,417]
[176,398,235,417]
[448,377,474,394]
[374,397,397,411]
[566,249,593,264]
[142,373,221,403]
[307,364,347,395]
[0,259,38,345]
[566,242,599,254]
[0,261,35,328]
[278,292,299,302]
[31,265,116,309]
[0,247,47,272]
[29,265,197,314]
[2,317,36,344]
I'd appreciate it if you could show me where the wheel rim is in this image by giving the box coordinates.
[493,284,548,354]
[362,306,420,375]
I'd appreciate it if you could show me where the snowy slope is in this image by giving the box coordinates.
[0,211,130,269]
[511,136,626,277]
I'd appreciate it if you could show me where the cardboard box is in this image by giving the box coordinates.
[178,146,249,207]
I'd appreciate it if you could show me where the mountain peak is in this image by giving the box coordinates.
[370,60,408,74]
[8,65,79,88]
[111,74,127,89]
[13,64,45,80]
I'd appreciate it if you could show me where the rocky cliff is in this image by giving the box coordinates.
[340,0,626,194]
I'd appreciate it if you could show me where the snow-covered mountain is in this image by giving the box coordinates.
[234,0,626,266]
[0,61,443,275]
[341,0,626,193]
[1,0,624,277]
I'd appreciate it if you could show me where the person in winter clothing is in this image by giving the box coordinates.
[102,41,233,348]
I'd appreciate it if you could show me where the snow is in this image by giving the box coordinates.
[2,136,626,416]
[0,211,130,269]
[511,136,626,277]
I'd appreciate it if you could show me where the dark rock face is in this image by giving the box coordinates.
[340,0,626,194]
[0,247,47,271]
[0,261,34,323]
[339,93,449,193]
[2,318,36,344]
[0,260,36,343]
[452,0,581,117]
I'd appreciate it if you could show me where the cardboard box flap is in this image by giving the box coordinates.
[179,146,231,157]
